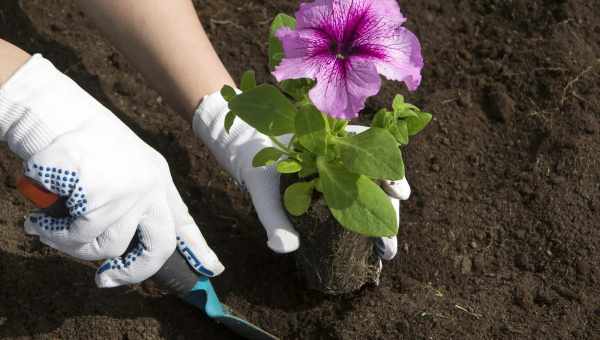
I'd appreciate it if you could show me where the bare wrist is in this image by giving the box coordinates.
[0,39,31,86]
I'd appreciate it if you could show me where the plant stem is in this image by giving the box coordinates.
[287,135,297,149]
[270,136,292,153]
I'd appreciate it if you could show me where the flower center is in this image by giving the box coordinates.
[330,41,354,60]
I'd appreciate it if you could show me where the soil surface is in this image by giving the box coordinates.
[1,0,599,339]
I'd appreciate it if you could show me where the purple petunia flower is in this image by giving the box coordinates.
[272,0,423,119]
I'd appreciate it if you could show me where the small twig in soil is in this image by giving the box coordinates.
[422,282,444,297]
[418,311,450,319]
[556,19,574,27]
[210,19,243,31]
[560,62,598,106]
[440,97,458,105]
[256,18,272,26]
[571,91,592,105]
[535,67,567,72]
[454,304,483,319]
[502,324,525,334]
[215,214,240,226]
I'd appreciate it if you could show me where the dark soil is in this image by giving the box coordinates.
[1,0,599,339]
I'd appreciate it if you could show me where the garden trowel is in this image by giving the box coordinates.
[17,176,280,340]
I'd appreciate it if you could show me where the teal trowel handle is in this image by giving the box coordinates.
[153,252,280,340]
[152,250,226,317]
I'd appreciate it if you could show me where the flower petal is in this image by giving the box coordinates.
[272,57,318,82]
[296,0,406,31]
[295,0,333,30]
[275,27,328,59]
[272,27,330,81]
[309,58,381,119]
[373,27,423,91]
[365,0,406,26]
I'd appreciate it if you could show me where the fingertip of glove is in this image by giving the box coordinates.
[95,270,119,288]
[198,256,225,277]
[375,237,398,261]
[206,261,225,277]
[267,228,300,254]
[383,179,411,200]
[23,214,40,236]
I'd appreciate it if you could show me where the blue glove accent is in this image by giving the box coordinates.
[25,163,88,217]
[176,236,215,277]
[25,163,88,233]
[97,229,147,274]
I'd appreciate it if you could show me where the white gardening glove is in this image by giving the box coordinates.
[0,54,224,288]
[193,91,411,259]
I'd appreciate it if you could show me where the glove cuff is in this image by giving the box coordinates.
[0,54,91,160]
[0,55,57,159]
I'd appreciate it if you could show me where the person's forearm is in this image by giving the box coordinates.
[0,39,30,86]
[75,0,235,122]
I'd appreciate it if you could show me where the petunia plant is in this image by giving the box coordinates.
[221,0,431,238]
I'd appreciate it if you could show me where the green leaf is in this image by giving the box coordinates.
[335,128,404,180]
[371,109,395,129]
[284,181,314,216]
[252,147,284,167]
[221,85,237,102]
[314,178,323,192]
[371,109,387,128]
[240,70,256,92]
[389,120,409,145]
[392,95,405,111]
[229,84,297,136]
[317,158,397,237]
[224,111,236,133]
[397,108,419,119]
[280,79,315,101]
[298,152,318,178]
[268,14,296,69]
[392,95,419,119]
[374,95,430,139]
[295,105,328,155]
[406,111,432,136]
[277,159,302,174]
[299,167,318,178]
[333,119,348,134]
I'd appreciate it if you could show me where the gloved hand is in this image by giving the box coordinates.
[193,91,411,260]
[0,54,224,287]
